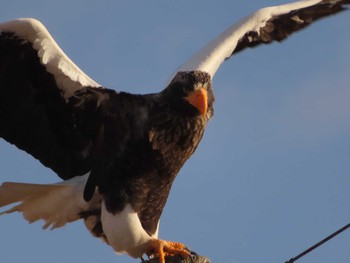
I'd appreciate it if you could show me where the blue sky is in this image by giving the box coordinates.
[1,1,350,262]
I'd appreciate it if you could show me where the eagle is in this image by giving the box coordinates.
[0,0,348,262]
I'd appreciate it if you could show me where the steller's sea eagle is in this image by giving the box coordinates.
[0,0,349,262]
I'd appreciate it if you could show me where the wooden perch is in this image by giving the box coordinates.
[141,255,211,263]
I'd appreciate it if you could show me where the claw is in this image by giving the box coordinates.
[145,239,191,263]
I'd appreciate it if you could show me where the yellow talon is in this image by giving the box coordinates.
[146,239,191,263]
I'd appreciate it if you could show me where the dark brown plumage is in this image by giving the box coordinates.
[0,30,215,237]
[0,1,348,261]
[232,0,350,56]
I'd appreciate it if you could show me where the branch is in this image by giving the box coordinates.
[142,255,211,263]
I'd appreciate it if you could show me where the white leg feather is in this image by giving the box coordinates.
[101,202,157,258]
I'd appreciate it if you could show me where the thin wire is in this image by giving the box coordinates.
[285,223,350,263]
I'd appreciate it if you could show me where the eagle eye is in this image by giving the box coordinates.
[182,86,190,94]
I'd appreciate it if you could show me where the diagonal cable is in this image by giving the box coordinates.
[285,223,350,263]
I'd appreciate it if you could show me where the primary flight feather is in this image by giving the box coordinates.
[0,0,349,262]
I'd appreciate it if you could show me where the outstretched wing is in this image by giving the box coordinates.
[175,0,349,80]
[0,18,106,180]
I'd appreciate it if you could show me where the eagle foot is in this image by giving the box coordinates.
[145,239,191,263]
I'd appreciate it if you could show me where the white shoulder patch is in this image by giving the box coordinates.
[0,18,101,98]
[168,0,343,84]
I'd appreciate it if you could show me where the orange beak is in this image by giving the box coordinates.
[186,88,208,117]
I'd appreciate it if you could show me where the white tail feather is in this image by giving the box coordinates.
[0,175,101,230]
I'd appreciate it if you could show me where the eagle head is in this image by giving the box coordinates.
[162,71,215,120]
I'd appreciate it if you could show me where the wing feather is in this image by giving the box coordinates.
[0,18,107,179]
[174,0,349,80]
[0,18,101,98]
